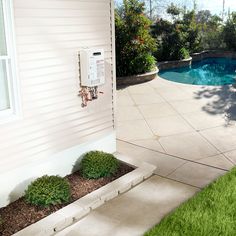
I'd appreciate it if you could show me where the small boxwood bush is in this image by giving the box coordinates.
[80,151,119,179]
[25,175,71,207]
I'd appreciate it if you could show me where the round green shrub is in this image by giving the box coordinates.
[80,151,119,179]
[25,175,71,207]
[130,53,156,75]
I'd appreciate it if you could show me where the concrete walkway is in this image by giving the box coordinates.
[56,142,227,236]
[56,175,199,236]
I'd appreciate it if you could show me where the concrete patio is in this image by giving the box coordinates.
[117,76,236,171]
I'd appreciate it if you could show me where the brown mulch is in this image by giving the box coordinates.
[0,163,134,236]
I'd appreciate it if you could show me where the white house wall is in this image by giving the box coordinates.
[0,0,116,207]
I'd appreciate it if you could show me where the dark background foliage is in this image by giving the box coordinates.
[223,13,236,51]
[115,0,236,73]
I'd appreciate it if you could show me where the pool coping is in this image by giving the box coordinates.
[158,57,192,71]
[157,50,236,71]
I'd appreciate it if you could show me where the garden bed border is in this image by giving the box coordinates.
[13,153,156,236]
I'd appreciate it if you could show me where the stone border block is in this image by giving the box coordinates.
[115,153,141,168]
[74,191,105,210]
[140,162,157,179]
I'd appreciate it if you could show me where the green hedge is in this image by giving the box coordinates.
[25,175,71,207]
[80,151,119,179]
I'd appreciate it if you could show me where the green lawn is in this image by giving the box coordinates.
[145,167,236,236]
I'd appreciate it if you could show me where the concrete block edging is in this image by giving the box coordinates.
[13,153,156,236]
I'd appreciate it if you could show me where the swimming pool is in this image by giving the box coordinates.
[159,57,236,86]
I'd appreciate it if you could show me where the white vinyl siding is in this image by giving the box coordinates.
[0,0,115,173]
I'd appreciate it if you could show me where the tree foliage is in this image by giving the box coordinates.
[223,12,236,51]
[115,1,236,64]
[196,10,211,24]
[152,5,200,61]
[151,3,235,61]
[182,10,201,53]
[167,3,181,20]
[196,10,224,50]
[115,0,157,77]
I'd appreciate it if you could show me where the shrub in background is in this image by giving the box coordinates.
[25,175,71,207]
[80,151,119,179]
[182,10,201,54]
[152,6,200,61]
[129,53,156,74]
[179,47,190,59]
[153,21,191,61]
[115,0,157,77]
[198,14,225,50]
[223,12,236,51]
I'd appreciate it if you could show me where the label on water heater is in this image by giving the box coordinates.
[80,49,105,87]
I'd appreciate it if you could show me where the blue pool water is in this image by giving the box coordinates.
[159,58,236,86]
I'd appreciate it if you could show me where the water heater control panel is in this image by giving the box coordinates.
[80,49,105,87]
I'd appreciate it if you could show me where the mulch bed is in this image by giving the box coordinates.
[0,162,134,236]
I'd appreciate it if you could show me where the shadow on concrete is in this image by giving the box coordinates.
[193,85,236,125]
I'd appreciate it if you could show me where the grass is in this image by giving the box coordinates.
[145,167,236,236]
